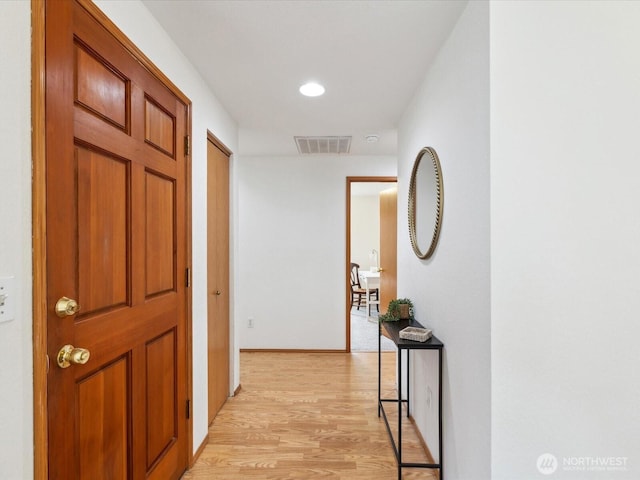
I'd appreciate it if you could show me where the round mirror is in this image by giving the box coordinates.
[408,147,444,259]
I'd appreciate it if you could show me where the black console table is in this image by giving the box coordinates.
[378,319,444,480]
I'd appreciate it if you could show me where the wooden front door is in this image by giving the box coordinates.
[45,2,190,478]
[379,187,398,313]
[207,136,230,423]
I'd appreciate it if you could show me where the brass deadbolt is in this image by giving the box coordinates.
[55,297,80,317]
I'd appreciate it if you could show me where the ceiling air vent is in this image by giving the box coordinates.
[294,136,351,154]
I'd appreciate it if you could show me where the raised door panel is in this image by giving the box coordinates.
[145,171,176,296]
[146,329,177,470]
[75,41,129,131]
[77,356,130,480]
[145,98,175,158]
[77,147,129,314]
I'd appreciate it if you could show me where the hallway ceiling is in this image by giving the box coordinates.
[142,0,467,156]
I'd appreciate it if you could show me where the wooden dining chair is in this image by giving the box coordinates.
[350,262,378,311]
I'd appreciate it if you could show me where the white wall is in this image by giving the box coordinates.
[351,195,380,270]
[237,155,395,349]
[491,2,640,478]
[397,2,490,479]
[0,2,33,478]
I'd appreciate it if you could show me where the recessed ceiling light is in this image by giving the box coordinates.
[299,82,325,97]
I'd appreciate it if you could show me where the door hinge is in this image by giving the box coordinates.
[46,354,50,374]
[185,267,191,288]
[186,399,191,419]
[184,135,190,156]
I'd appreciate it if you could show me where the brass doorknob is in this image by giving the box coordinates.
[57,344,90,368]
[213,290,221,296]
[55,296,80,317]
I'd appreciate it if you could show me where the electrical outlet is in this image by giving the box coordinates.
[0,276,16,324]
[248,317,254,328]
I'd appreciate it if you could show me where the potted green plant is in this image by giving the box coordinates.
[379,298,414,322]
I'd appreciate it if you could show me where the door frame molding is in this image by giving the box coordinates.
[207,130,233,157]
[345,176,397,352]
[31,1,193,477]
[32,1,47,477]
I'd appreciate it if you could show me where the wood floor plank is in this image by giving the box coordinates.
[182,352,437,479]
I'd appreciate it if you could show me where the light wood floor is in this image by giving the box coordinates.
[182,352,437,479]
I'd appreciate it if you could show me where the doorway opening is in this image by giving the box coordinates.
[346,177,397,352]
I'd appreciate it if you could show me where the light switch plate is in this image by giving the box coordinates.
[0,276,16,324]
